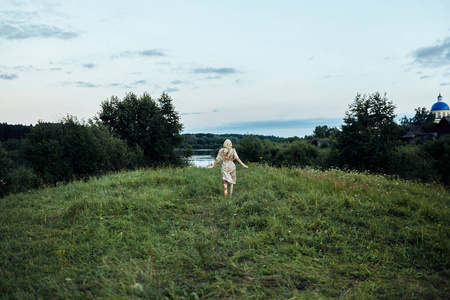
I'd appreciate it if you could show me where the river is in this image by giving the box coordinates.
[188,149,216,168]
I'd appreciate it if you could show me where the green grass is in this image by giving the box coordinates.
[1,165,449,299]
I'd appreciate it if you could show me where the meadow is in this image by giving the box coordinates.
[0,164,449,299]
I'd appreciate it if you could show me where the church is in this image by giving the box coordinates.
[431,93,450,122]
[402,93,450,143]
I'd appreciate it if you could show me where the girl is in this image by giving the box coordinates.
[208,139,248,196]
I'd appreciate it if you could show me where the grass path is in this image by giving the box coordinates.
[1,165,449,299]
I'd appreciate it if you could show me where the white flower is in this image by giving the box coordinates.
[131,283,143,291]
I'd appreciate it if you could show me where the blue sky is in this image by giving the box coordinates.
[1,0,450,137]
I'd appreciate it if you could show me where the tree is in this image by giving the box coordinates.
[21,121,70,184]
[313,125,338,139]
[335,92,402,173]
[0,142,12,196]
[273,141,319,167]
[22,116,143,184]
[400,107,435,129]
[157,93,184,162]
[235,135,265,163]
[98,92,184,166]
[422,136,450,185]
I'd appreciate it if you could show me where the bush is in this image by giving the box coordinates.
[87,122,145,172]
[390,144,436,182]
[22,116,145,185]
[235,136,265,163]
[422,136,450,185]
[0,143,12,197]
[273,141,319,167]
[7,166,41,194]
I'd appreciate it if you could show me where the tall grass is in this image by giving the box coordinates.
[0,165,449,299]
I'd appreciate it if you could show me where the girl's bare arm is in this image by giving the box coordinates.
[208,160,219,169]
[236,158,248,168]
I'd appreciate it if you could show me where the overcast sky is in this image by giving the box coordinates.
[1,0,450,137]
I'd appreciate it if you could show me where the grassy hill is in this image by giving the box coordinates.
[0,165,449,299]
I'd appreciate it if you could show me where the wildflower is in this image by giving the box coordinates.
[131,283,143,291]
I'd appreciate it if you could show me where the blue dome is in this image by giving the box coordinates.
[431,102,450,111]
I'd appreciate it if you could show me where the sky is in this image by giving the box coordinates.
[1,0,450,137]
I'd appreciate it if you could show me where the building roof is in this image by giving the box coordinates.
[402,125,431,139]
[431,101,450,111]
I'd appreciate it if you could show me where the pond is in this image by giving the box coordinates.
[188,149,216,168]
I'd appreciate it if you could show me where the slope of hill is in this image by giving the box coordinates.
[1,165,449,299]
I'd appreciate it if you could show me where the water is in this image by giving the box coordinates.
[188,149,216,168]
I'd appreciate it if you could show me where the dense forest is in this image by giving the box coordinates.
[1,91,450,198]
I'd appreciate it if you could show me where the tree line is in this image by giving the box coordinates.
[1,91,450,198]
[0,92,184,197]
[186,92,450,186]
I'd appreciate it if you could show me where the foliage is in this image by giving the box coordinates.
[98,92,184,166]
[335,92,403,173]
[273,141,320,167]
[182,133,281,150]
[422,136,450,186]
[88,121,146,171]
[312,125,339,138]
[0,142,12,197]
[234,135,266,162]
[21,116,143,185]
[0,166,448,299]
[0,123,32,142]
[390,144,436,182]
[400,107,435,129]
[6,166,41,194]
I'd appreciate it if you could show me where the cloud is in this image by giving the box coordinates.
[171,79,187,85]
[411,37,450,68]
[139,49,165,57]
[191,67,238,75]
[112,49,166,59]
[59,81,99,88]
[0,22,79,40]
[440,82,450,86]
[133,80,147,85]
[420,75,432,79]
[205,76,221,80]
[164,87,179,93]
[0,73,18,80]
[110,83,133,89]
[83,63,95,69]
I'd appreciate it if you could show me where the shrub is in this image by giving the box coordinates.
[390,144,436,182]
[0,143,12,197]
[235,135,265,163]
[7,166,41,194]
[273,141,319,167]
[21,116,145,185]
[422,136,450,185]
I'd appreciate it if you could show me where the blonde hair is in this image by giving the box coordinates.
[219,139,234,160]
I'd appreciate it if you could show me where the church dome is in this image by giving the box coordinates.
[431,93,449,111]
[431,101,450,111]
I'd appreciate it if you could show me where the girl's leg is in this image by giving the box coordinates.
[223,181,228,196]
[229,183,234,195]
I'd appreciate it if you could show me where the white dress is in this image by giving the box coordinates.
[216,148,240,184]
